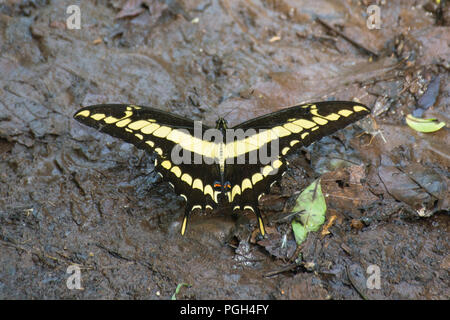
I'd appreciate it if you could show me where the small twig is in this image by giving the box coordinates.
[264,262,299,277]
[316,17,379,58]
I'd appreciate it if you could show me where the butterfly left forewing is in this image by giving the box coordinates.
[74,104,201,159]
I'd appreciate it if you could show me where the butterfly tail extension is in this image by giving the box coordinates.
[180,206,191,236]
[254,205,266,237]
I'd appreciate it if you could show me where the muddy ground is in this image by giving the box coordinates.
[0,0,448,299]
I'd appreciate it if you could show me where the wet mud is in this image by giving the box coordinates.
[0,0,448,299]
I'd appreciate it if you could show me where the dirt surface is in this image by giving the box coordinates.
[0,0,449,299]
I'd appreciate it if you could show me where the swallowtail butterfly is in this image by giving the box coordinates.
[74,101,370,236]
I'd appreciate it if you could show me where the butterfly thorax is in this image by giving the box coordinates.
[215,117,228,130]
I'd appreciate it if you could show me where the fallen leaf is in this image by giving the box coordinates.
[405,114,446,133]
[291,179,327,245]
[321,215,337,236]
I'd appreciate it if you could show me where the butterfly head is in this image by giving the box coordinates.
[215,117,228,130]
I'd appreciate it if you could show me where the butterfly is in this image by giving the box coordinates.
[74,101,370,236]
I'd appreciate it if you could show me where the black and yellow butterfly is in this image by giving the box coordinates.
[74,101,370,236]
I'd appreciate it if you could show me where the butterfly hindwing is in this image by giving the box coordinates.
[154,159,219,235]
[225,159,287,236]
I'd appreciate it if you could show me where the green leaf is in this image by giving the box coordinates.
[292,221,308,245]
[406,114,446,133]
[291,179,327,245]
[171,283,190,300]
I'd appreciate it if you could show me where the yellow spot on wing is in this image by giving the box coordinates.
[141,123,160,134]
[251,173,263,185]
[338,109,353,117]
[171,166,181,177]
[293,119,316,129]
[192,178,203,191]
[255,130,276,146]
[310,109,341,121]
[167,129,189,144]
[325,113,340,121]
[104,111,133,124]
[301,132,309,139]
[312,116,328,125]
[145,140,155,147]
[161,160,171,170]
[282,147,290,155]
[204,185,214,199]
[135,133,143,140]
[116,119,132,127]
[353,105,368,112]
[152,126,172,138]
[283,122,303,133]
[91,113,106,121]
[271,126,291,138]
[231,185,241,201]
[272,159,283,169]
[290,140,300,146]
[104,116,119,124]
[177,137,215,159]
[154,148,163,155]
[213,191,221,203]
[181,173,192,186]
[262,165,274,177]
[241,178,252,191]
[76,110,90,117]
[128,120,152,130]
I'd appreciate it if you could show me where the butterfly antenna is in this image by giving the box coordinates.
[220,106,238,120]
